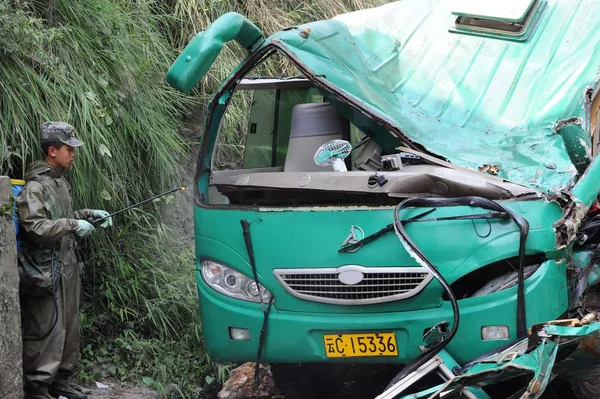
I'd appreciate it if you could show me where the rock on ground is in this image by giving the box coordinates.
[218,362,280,399]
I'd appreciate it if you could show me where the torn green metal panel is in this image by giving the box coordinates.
[435,350,491,399]
[256,0,600,193]
[548,322,600,382]
[383,319,600,398]
[420,321,600,398]
[544,322,600,337]
[429,337,558,399]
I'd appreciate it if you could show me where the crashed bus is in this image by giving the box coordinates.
[166,0,600,397]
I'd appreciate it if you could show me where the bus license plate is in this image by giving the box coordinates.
[323,332,398,358]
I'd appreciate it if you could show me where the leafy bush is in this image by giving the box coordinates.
[1,0,385,397]
[78,228,226,397]
[0,0,211,396]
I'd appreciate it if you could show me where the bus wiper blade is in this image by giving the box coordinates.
[338,211,508,253]
[339,208,435,253]
[402,212,508,224]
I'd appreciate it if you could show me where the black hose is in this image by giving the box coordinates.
[390,196,529,383]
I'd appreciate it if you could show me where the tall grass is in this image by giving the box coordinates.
[1,0,387,397]
[0,0,192,194]
[0,0,211,396]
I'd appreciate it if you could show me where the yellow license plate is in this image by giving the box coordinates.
[323,332,398,358]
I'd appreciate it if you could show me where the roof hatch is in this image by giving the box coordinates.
[449,0,545,41]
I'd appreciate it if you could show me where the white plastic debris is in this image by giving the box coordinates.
[59,396,68,399]
[95,381,109,389]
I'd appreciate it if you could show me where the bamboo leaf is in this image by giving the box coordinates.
[100,190,112,201]
[99,144,112,157]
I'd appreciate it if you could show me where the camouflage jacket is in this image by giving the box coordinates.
[16,161,92,295]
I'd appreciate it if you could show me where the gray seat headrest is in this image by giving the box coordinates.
[283,103,349,172]
[289,103,349,138]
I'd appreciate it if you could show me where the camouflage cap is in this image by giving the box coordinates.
[40,121,83,147]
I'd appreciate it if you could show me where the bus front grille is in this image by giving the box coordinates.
[273,266,433,305]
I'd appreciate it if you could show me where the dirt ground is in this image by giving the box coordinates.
[85,382,159,399]
[81,370,577,399]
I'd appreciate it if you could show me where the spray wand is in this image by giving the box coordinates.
[89,186,186,226]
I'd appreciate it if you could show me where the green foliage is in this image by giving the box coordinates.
[1,0,385,397]
[78,228,227,397]
[0,0,209,396]
[0,198,13,217]
[1,0,193,191]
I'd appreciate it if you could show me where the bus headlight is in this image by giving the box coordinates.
[201,259,272,303]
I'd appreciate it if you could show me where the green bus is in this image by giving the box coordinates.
[167,0,600,397]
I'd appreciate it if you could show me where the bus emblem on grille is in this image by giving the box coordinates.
[338,268,364,285]
[342,225,365,253]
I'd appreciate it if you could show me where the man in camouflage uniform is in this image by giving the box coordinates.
[17,122,112,399]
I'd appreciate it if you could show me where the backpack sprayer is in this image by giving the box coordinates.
[88,186,186,226]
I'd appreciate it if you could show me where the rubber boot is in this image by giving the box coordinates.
[25,382,54,399]
[48,381,88,399]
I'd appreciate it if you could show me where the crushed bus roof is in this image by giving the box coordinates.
[263,0,600,193]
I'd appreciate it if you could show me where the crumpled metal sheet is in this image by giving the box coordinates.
[426,318,600,399]
[269,0,600,193]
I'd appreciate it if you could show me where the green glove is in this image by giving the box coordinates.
[75,220,95,237]
[92,210,113,228]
